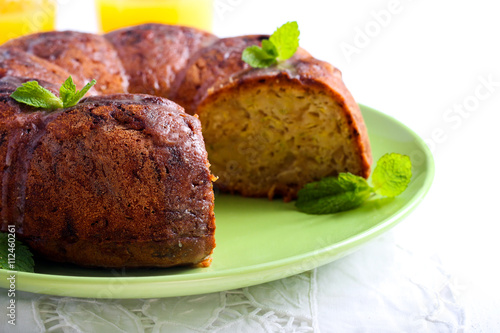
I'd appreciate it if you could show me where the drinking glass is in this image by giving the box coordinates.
[95,0,214,33]
[0,0,56,44]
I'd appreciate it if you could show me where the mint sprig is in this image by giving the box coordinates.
[10,76,96,111]
[296,153,412,214]
[0,233,34,273]
[296,173,373,214]
[242,21,300,68]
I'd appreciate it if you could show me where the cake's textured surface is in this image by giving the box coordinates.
[105,24,217,98]
[0,90,215,267]
[0,47,73,85]
[3,31,128,94]
[0,76,60,96]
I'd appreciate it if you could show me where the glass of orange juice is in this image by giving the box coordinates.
[95,0,214,33]
[0,0,56,45]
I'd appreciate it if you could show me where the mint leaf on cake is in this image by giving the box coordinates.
[242,44,278,68]
[269,21,300,61]
[59,76,97,108]
[242,21,300,68]
[10,80,63,110]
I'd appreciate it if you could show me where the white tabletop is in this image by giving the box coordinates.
[1,0,499,332]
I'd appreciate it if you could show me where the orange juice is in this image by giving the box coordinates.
[0,0,56,44]
[96,0,214,33]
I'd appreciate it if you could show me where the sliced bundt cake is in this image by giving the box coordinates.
[0,23,373,268]
[170,35,371,200]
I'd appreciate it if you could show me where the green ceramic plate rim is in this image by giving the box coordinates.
[0,104,435,298]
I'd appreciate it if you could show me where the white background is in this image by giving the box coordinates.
[56,0,500,330]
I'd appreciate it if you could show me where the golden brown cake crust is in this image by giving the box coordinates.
[0,92,216,268]
[105,24,217,98]
[3,31,128,94]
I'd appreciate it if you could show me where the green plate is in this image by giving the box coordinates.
[0,105,434,299]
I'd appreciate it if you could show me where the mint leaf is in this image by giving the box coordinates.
[242,21,300,68]
[372,153,412,197]
[10,81,63,110]
[10,77,96,111]
[262,39,278,58]
[63,79,96,108]
[0,233,34,273]
[296,173,372,214]
[242,45,277,68]
[269,21,300,61]
[59,76,77,107]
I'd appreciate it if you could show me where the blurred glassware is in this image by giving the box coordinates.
[0,0,56,44]
[95,0,214,33]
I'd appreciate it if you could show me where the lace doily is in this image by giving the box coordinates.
[34,271,317,333]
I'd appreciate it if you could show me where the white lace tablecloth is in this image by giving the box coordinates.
[2,0,500,331]
[0,230,467,333]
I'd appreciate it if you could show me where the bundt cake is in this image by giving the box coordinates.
[0,23,371,268]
